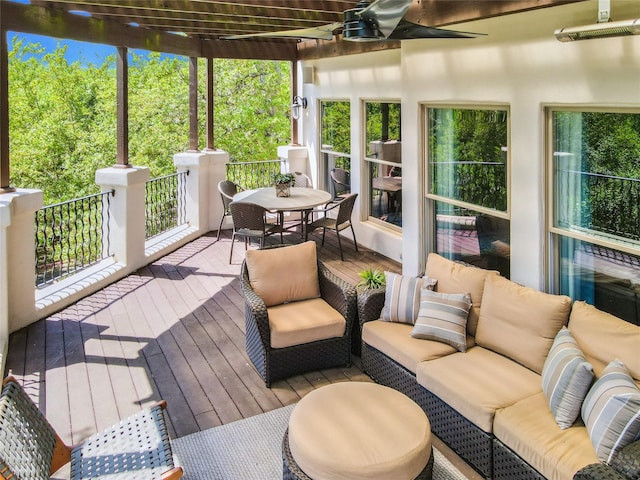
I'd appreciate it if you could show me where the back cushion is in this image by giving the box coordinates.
[476,275,572,374]
[245,241,320,307]
[569,301,640,381]
[425,253,498,336]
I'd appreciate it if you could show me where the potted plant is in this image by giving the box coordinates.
[272,172,296,197]
[353,266,387,356]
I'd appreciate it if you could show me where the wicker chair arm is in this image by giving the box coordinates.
[240,261,271,347]
[357,287,386,329]
[574,440,640,480]
[318,262,357,331]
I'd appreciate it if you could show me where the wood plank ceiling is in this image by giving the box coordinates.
[11,0,586,60]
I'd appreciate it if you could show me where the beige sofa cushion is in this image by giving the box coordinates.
[475,275,572,374]
[568,301,640,381]
[362,320,461,373]
[494,392,598,480]
[245,242,320,307]
[425,253,498,337]
[268,298,345,348]
[416,346,541,432]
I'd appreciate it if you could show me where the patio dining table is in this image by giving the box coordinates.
[233,186,332,237]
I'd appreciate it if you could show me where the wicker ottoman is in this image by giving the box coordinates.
[282,382,433,480]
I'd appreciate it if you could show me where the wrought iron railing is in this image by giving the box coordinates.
[35,190,114,287]
[558,169,640,242]
[226,159,284,190]
[145,170,189,239]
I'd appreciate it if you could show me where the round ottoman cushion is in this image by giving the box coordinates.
[288,382,431,480]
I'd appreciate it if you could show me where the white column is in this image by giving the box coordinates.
[95,166,150,272]
[277,145,309,180]
[0,189,43,340]
[173,149,229,235]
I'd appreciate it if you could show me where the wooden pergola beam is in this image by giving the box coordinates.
[0,13,11,192]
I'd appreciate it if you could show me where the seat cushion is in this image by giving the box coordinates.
[424,253,498,337]
[416,346,542,432]
[363,320,460,373]
[245,241,320,307]
[288,382,431,480]
[475,275,572,374]
[268,298,345,348]
[494,392,599,480]
[568,301,640,381]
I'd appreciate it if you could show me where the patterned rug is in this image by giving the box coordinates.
[172,404,470,480]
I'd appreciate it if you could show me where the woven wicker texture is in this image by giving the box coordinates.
[241,255,357,386]
[217,180,239,241]
[305,193,358,261]
[573,440,640,480]
[354,287,385,356]
[282,428,434,480]
[361,343,492,478]
[229,201,281,263]
[70,404,175,479]
[0,380,56,480]
[492,437,545,480]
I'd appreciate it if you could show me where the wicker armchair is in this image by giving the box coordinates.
[240,246,357,387]
[330,168,351,200]
[305,193,358,261]
[216,180,240,241]
[0,376,182,480]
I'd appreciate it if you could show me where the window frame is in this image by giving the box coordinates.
[319,99,352,195]
[362,98,403,230]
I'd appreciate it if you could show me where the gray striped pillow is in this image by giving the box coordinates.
[411,289,472,352]
[382,272,422,324]
[581,360,640,464]
[541,327,594,429]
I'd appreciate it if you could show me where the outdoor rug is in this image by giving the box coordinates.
[172,403,470,480]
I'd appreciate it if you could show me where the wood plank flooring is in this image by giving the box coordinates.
[4,228,399,443]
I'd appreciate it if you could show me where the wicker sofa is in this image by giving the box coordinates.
[359,253,640,480]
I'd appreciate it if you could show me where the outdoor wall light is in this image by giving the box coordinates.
[291,96,308,120]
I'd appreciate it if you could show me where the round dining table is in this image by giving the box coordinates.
[233,187,332,237]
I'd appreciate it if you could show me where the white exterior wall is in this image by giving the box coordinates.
[302,0,640,288]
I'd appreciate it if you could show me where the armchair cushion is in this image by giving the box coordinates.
[245,242,320,307]
[268,298,346,348]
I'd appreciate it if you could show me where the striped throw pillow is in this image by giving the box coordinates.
[542,327,594,429]
[581,360,640,464]
[382,272,422,324]
[411,289,472,352]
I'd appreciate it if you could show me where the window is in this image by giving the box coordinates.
[550,109,640,324]
[320,101,351,197]
[426,106,510,277]
[364,101,402,227]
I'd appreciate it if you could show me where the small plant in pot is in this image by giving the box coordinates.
[357,266,386,290]
[272,172,296,197]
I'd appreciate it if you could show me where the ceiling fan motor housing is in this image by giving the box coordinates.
[343,4,383,41]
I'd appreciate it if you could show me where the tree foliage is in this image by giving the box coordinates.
[8,37,291,205]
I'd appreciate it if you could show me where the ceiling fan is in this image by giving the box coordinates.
[223,0,485,42]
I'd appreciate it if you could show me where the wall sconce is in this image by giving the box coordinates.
[291,95,308,120]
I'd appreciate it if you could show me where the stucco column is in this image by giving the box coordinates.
[278,145,309,180]
[0,190,43,342]
[173,149,229,235]
[95,167,150,272]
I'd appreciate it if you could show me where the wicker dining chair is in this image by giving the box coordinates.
[330,168,351,200]
[217,180,240,241]
[0,376,183,480]
[229,201,282,263]
[305,193,358,261]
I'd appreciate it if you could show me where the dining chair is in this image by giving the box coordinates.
[293,171,312,188]
[217,180,240,241]
[0,376,183,480]
[305,193,358,261]
[330,168,351,200]
[229,201,282,263]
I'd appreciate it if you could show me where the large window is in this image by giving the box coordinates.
[364,101,402,227]
[320,101,351,197]
[426,106,510,277]
[550,109,640,324]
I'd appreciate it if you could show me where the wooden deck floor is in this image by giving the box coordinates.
[4,228,400,444]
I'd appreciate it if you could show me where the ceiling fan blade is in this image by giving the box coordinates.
[359,0,413,38]
[388,19,486,40]
[223,22,342,41]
